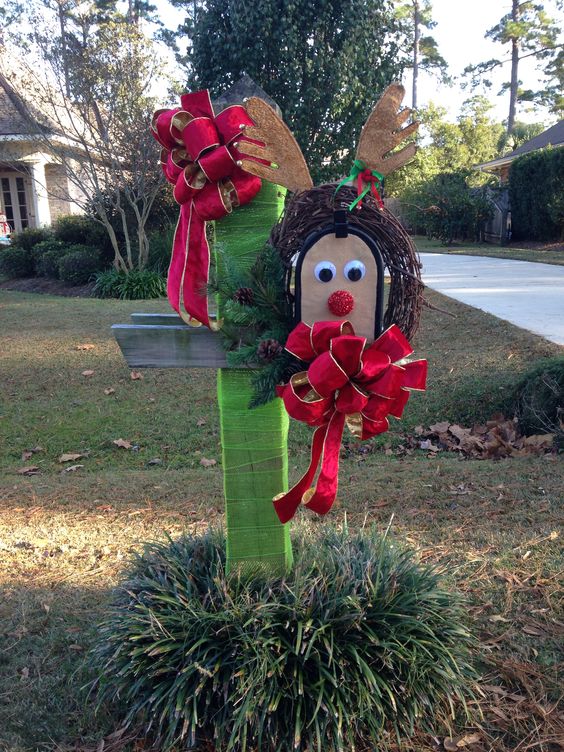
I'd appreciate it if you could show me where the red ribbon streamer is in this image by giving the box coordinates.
[151,90,262,328]
[273,322,427,523]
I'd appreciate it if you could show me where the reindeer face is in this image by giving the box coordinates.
[295,226,384,343]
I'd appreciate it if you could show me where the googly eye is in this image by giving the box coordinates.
[344,260,366,282]
[314,261,336,283]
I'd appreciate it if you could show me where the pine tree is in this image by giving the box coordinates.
[464,1,563,132]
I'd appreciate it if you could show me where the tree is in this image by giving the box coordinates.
[387,96,505,197]
[464,1,563,132]
[171,0,404,183]
[5,12,168,271]
[497,119,546,153]
[394,0,449,110]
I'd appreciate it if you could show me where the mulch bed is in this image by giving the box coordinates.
[0,277,96,297]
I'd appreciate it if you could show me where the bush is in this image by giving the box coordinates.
[406,171,494,243]
[509,148,564,241]
[36,251,64,279]
[57,245,102,285]
[147,224,175,273]
[91,528,476,752]
[0,246,34,278]
[10,226,52,251]
[509,357,564,447]
[53,214,107,247]
[93,268,166,299]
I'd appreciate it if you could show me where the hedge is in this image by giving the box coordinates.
[509,147,564,241]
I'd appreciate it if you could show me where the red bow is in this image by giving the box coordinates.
[152,90,262,328]
[358,168,384,209]
[273,321,427,523]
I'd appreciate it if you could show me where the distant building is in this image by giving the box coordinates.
[476,119,564,182]
[0,72,85,233]
[475,120,564,244]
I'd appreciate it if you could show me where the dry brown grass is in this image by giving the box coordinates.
[0,288,562,752]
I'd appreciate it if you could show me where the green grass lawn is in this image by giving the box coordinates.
[0,290,562,752]
[414,235,564,266]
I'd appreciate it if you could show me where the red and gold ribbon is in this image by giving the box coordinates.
[274,321,427,523]
[152,90,262,328]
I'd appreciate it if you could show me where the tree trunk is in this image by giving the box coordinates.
[508,0,519,133]
[412,0,420,111]
[57,1,71,99]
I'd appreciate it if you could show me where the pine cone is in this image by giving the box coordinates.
[257,338,283,362]
[233,286,254,306]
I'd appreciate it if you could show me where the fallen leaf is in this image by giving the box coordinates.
[196,417,207,427]
[20,667,29,680]
[147,458,162,465]
[200,457,217,467]
[103,387,115,396]
[456,734,481,747]
[82,370,95,377]
[429,421,450,433]
[420,439,440,452]
[130,371,144,380]
[17,466,40,475]
[21,450,33,461]
[63,464,84,473]
[58,452,84,463]
[489,614,510,623]
[75,343,95,351]
[113,439,132,449]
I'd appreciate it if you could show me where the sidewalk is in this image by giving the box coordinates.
[419,253,564,346]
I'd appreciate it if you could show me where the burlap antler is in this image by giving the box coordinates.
[237,97,313,193]
[356,83,419,175]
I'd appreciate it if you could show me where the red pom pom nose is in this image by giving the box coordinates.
[327,290,355,317]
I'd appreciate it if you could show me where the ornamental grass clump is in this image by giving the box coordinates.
[91,528,476,752]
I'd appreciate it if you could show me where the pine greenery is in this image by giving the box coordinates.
[210,244,302,407]
[91,526,477,752]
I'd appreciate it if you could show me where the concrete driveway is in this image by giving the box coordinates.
[419,253,564,346]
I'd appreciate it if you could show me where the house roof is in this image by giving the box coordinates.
[0,71,63,137]
[476,119,564,171]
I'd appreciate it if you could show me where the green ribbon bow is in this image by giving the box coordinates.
[335,159,384,211]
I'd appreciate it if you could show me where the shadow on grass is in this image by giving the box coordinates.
[0,584,118,752]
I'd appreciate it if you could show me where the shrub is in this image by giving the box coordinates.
[93,268,166,299]
[91,527,476,752]
[509,357,564,447]
[36,251,65,278]
[31,239,67,278]
[406,171,494,243]
[147,224,175,273]
[53,214,107,247]
[57,245,102,285]
[509,148,564,241]
[10,226,52,250]
[0,246,34,278]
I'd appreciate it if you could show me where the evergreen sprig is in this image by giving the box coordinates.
[209,244,299,406]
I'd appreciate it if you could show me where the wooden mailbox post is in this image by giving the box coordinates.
[113,79,293,574]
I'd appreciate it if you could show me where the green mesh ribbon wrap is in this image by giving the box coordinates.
[215,182,293,574]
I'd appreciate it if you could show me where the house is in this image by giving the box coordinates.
[0,71,84,234]
[475,119,564,244]
[476,119,564,182]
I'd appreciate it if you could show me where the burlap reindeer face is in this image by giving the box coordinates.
[238,83,419,344]
[294,224,384,341]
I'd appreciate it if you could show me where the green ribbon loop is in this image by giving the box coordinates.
[335,159,384,211]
